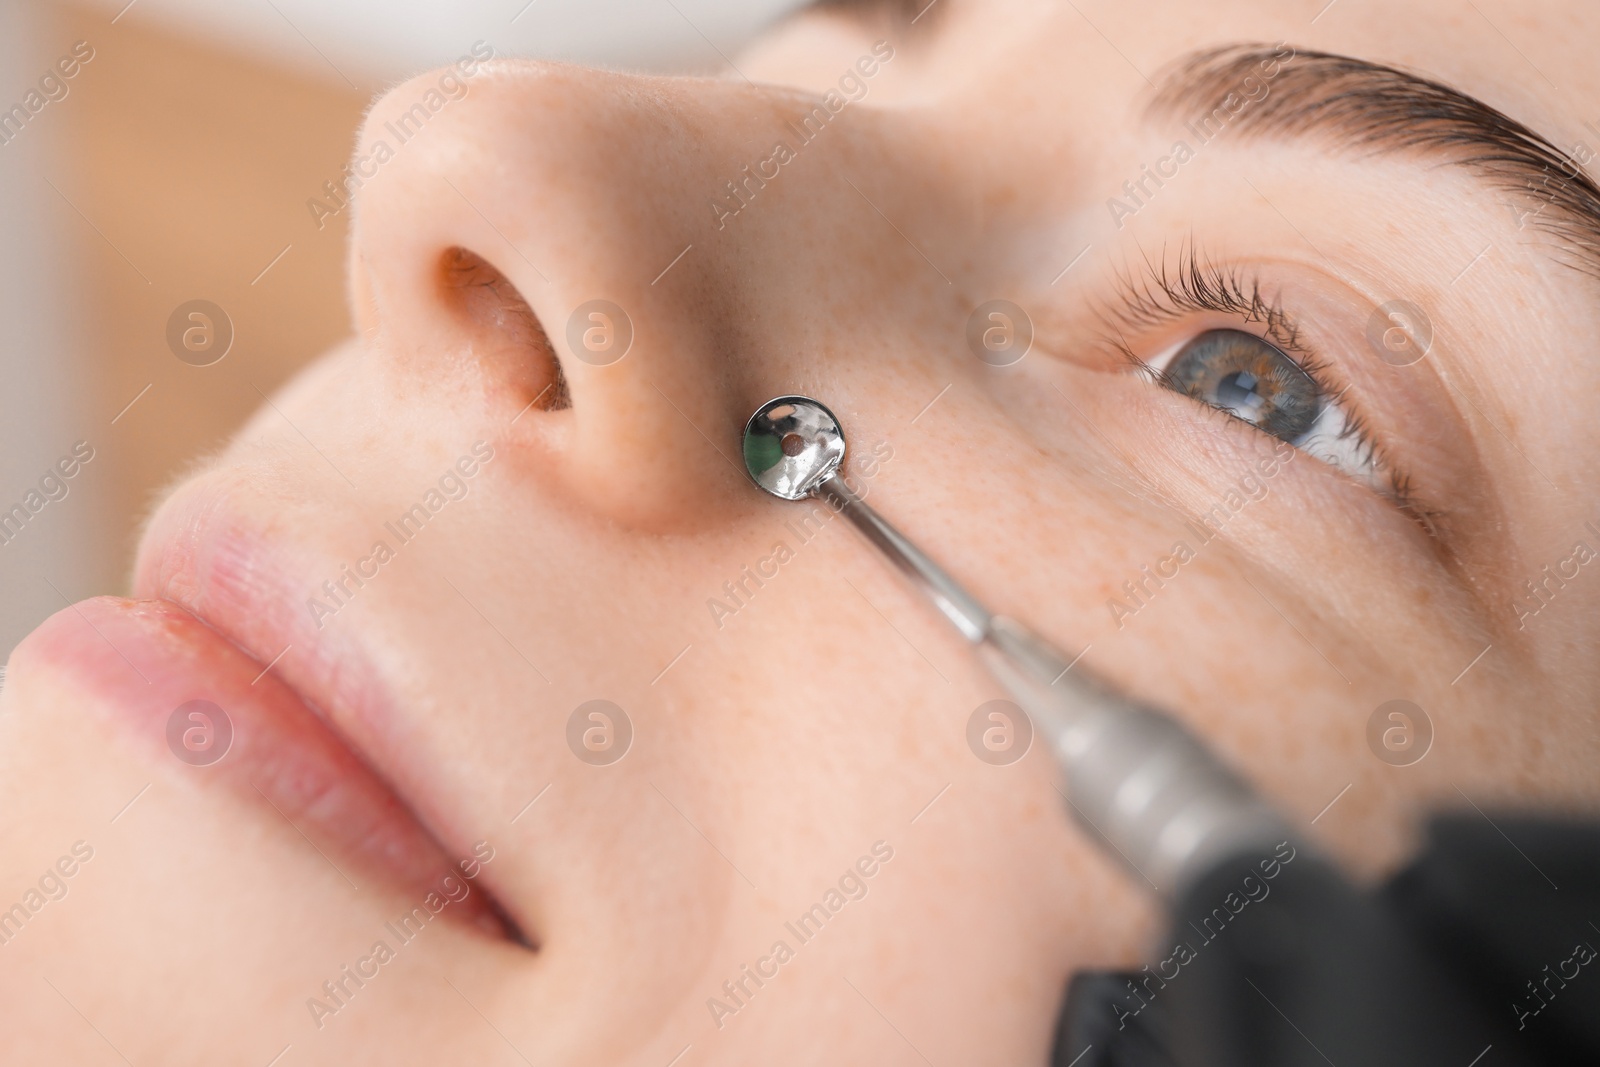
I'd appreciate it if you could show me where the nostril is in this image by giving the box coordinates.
[437,246,570,411]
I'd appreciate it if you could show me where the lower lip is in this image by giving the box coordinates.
[11,595,506,935]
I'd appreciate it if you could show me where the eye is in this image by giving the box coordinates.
[1146,328,1383,487]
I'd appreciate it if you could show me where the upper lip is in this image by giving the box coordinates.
[132,471,527,942]
[133,476,395,746]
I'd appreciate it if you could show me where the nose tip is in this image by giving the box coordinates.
[348,59,754,528]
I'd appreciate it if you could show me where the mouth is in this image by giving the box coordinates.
[59,476,536,946]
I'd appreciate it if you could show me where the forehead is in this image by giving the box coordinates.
[874,0,1596,143]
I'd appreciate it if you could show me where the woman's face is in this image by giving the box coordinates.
[5,0,1598,1061]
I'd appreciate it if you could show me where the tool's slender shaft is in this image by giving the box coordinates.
[816,475,990,642]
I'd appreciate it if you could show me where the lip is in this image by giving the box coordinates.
[122,474,524,941]
[133,477,397,749]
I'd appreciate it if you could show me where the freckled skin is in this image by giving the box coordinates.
[2,1,1599,1063]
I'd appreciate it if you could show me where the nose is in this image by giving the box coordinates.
[349,60,773,528]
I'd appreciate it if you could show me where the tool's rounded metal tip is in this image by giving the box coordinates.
[742,395,846,500]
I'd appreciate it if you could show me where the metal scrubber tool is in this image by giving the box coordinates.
[742,393,1294,900]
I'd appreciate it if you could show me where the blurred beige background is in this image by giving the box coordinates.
[0,0,366,657]
[0,0,804,657]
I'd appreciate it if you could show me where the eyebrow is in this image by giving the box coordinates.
[1148,44,1600,282]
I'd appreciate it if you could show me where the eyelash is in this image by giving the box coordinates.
[1098,246,1423,516]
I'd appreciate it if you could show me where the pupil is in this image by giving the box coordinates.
[1216,370,1266,416]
